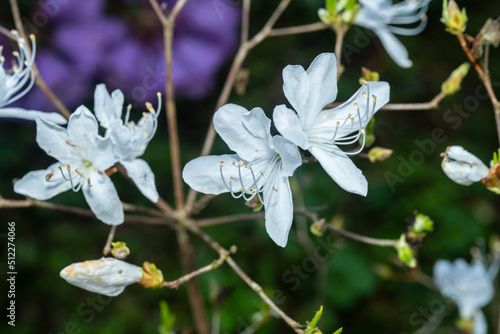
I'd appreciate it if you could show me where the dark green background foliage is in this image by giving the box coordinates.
[1,0,499,333]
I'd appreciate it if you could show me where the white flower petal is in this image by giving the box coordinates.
[310,145,368,196]
[67,106,99,147]
[319,81,390,132]
[374,29,413,68]
[0,67,7,102]
[92,136,119,171]
[60,258,142,297]
[271,135,302,177]
[14,163,72,200]
[442,146,489,186]
[214,104,273,161]
[0,107,67,124]
[35,118,77,164]
[82,172,124,225]
[263,175,294,247]
[94,84,123,128]
[473,310,487,334]
[121,159,159,203]
[282,64,310,122]
[273,104,310,150]
[303,53,338,121]
[183,154,250,194]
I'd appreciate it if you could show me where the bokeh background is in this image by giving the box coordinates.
[0,0,499,333]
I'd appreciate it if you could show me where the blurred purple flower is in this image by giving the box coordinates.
[8,0,239,111]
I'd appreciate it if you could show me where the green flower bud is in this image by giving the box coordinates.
[359,67,380,84]
[139,261,164,289]
[441,62,470,96]
[413,213,434,234]
[441,0,467,35]
[395,234,417,268]
[310,219,326,237]
[111,241,130,260]
[368,147,393,163]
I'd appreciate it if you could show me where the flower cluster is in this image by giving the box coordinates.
[14,84,161,225]
[183,53,390,247]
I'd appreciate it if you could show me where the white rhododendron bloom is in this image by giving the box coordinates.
[14,106,123,225]
[60,258,143,297]
[0,31,66,124]
[183,104,301,247]
[434,258,496,334]
[354,0,431,68]
[273,53,390,196]
[94,84,161,203]
[441,145,489,186]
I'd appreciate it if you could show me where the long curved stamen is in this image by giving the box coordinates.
[389,15,427,36]
[219,161,243,199]
[57,165,85,192]
[219,160,264,202]
[1,34,36,107]
[345,128,366,156]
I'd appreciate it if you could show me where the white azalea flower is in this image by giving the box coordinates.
[353,0,431,68]
[0,31,66,124]
[93,84,160,203]
[434,258,496,334]
[441,145,489,186]
[182,104,302,247]
[60,258,143,297]
[13,106,123,225]
[273,53,390,196]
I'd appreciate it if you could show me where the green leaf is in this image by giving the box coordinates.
[158,300,175,334]
[326,0,336,13]
[305,306,323,334]
[332,328,343,334]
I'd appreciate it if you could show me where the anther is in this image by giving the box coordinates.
[87,178,92,187]
[97,170,104,175]
[67,165,71,172]
[65,139,76,147]
[239,160,244,166]
[362,80,368,86]
[440,152,446,158]
[45,171,54,181]
[220,161,225,167]
[362,92,368,99]
[75,169,84,176]
[354,103,358,111]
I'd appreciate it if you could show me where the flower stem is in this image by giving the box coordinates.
[457,32,500,146]
[102,226,116,256]
[163,250,230,289]
[323,222,396,247]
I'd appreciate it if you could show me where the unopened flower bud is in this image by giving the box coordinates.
[441,62,470,96]
[441,0,467,35]
[395,234,417,268]
[310,219,326,237]
[368,147,393,163]
[359,67,379,84]
[413,213,434,234]
[111,242,130,260]
[441,146,489,186]
[139,261,164,289]
[60,258,143,296]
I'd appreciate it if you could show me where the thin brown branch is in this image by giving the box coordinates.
[457,32,500,145]
[122,202,164,217]
[269,22,328,37]
[325,91,446,111]
[102,225,117,256]
[163,250,230,289]
[241,0,251,43]
[333,24,348,80]
[196,212,264,227]
[182,220,304,333]
[322,222,396,247]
